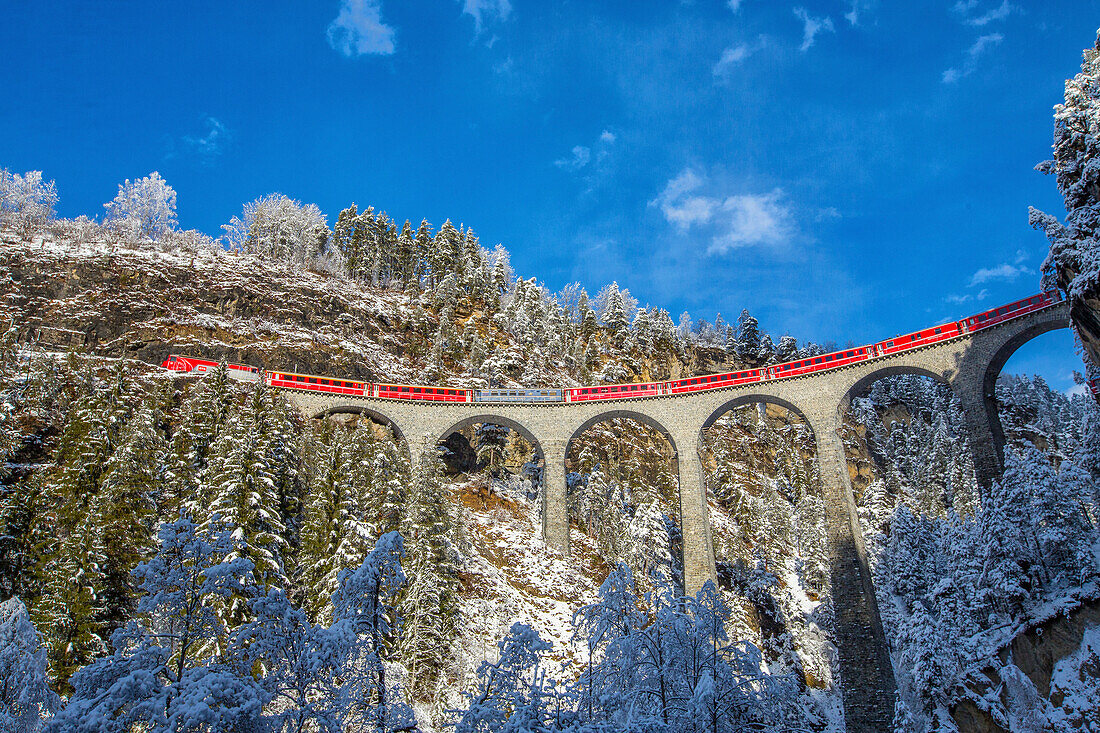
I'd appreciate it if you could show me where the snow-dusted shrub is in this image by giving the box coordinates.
[0,168,58,238]
[103,171,178,241]
[163,227,219,257]
[222,193,329,266]
[50,215,104,246]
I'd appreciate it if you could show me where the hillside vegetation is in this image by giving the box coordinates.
[1,152,1099,732]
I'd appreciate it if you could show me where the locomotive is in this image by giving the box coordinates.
[163,291,1069,403]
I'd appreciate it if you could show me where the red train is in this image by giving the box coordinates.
[162,291,1065,404]
[162,355,260,381]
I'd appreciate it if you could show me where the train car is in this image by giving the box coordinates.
[1089,378,1100,403]
[876,322,962,356]
[667,370,763,394]
[267,371,366,396]
[960,291,1060,334]
[766,345,873,380]
[565,381,662,402]
[475,389,563,403]
[373,383,473,402]
[161,354,261,382]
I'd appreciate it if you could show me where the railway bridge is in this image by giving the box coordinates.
[283,301,1069,733]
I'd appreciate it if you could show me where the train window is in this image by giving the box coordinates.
[413,388,421,393]
[309,378,318,384]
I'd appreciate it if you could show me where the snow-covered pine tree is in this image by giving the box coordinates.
[413,219,434,287]
[299,422,351,622]
[475,422,509,478]
[735,309,762,363]
[200,382,288,625]
[169,363,235,519]
[490,244,511,299]
[1031,30,1100,307]
[776,334,799,363]
[93,405,164,635]
[398,444,461,700]
[599,282,629,336]
[396,219,416,287]
[330,531,415,733]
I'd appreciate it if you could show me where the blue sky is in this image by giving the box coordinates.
[2,0,1097,390]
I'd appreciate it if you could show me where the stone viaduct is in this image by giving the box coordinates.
[283,302,1070,733]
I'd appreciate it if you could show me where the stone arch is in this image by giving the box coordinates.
[566,410,686,590]
[698,393,822,593]
[309,404,407,448]
[438,414,545,463]
[437,414,547,482]
[838,364,950,418]
[567,410,679,457]
[980,315,1072,461]
[700,394,816,441]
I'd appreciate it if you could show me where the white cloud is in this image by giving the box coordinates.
[844,0,873,26]
[969,32,1004,57]
[649,169,717,230]
[713,42,757,77]
[327,0,396,57]
[650,170,794,252]
[461,0,512,33]
[556,130,617,173]
[727,0,745,12]
[953,0,1016,26]
[793,7,834,52]
[942,32,1003,83]
[709,189,792,253]
[555,146,591,171]
[968,261,1031,286]
[181,117,229,161]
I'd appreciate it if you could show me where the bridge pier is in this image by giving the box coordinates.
[672,428,717,596]
[542,439,570,553]
[810,413,896,733]
[952,377,1004,490]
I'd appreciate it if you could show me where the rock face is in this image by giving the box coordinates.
[952,600,1100,733]
[1071,290,1100,373]
[1,234,422,382]
[0,232,748,390]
